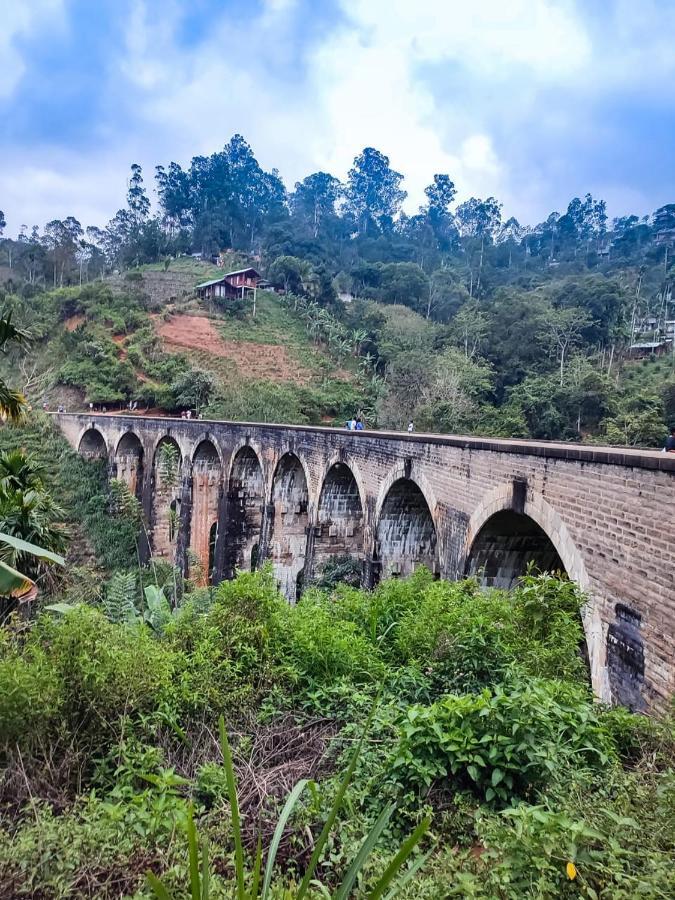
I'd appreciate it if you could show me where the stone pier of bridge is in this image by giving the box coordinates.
[55,412,675,714]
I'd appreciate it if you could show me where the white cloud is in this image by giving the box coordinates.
[341,0,590,78]
[0,1,65,99]
[3,0,675,230]
[0,150,129,230]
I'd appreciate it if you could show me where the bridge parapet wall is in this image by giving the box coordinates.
[55,413,675,712]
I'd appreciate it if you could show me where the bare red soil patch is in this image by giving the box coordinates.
[155,314,311,384]
[64,314,85,332]
[112,334,128,360]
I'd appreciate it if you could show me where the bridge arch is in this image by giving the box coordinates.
[269,452,310,602]
[224,445,265,578]
[77,426,108,459]
[375,475,438,581]
[191,433,223,466]
[374,462,439,528]
[314,461,366,578]
[113,431,144,498]
[464,483,608,701]
[190,438,222,584]
[151,436,183,561]
[464,484,589,588]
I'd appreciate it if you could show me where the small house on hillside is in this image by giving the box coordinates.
[629,340,673,358]
[196,268,262,302]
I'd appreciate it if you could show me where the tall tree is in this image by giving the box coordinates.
[427,269,469,321]
[566,193,607,250]
[539,306,593,385]
[127,163,151,225]
[42,217,83,286]
[455,197,502,295]
[652,204,675,233]
[346,148,406,235]
[290,172,342,238]
[423,174,458,249]
[155,162,192,232]
[455,197,502,238]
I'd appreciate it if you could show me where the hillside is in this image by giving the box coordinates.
[2,137,675,446]
[0,264,368,427]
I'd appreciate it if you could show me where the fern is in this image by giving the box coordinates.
[158,442,180,488]
[104,572,139,624]
[109,479,142,525]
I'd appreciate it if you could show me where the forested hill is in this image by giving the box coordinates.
[1,135,674,445]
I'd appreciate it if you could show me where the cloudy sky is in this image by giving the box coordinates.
[2,0,674,233]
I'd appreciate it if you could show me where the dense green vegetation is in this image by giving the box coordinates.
[0,411,673,898]
[2,135,675,443]
[1,564,674,898]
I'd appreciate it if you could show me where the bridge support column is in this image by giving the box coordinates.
[300,523,318,595]
[257,502,273,565]
[176,469,192,578]
[362,556,380,590]
[212,487,229,585]
[138,462,153,565]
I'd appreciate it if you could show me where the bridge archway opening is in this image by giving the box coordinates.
[465,510,566,588]
[152,437,183,562]
[465,508,591,683]
[78,428,107,459]
[315,463,364,579]
[375,478,437,581]
[190,439,222,585]
[270,453,309,602]
[114,432,144,498]
[224,446,265,579]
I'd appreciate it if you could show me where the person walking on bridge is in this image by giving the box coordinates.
[665,426,675,452]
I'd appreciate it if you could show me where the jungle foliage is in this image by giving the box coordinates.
[2,136,675,444]
[0,562,673,898]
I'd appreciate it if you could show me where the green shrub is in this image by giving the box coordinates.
[28,605,174,741]
[457,770,675,899]
[166,568,285,716]
[510,571,587,682]
[395,578,517,691]
[0,778,190,898]
[599,705,675,767]
[0,628,62,745]
[275,592,385,686]
[311,554,363,589]
[319,567,436,654]
[394,679,615,806]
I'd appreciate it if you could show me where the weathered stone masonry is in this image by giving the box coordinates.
[55,413,675,713]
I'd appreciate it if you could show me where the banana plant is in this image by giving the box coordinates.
[0,310,30,422]
[0,531,64,602]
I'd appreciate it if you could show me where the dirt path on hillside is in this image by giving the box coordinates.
[64,314,85,332]
[155,314,312,384]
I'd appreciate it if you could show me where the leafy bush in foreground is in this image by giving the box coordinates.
[0,568,673,898]
[394,679,614,806]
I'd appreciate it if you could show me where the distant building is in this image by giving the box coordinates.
[629,340,673,358]
[195,268,263,302]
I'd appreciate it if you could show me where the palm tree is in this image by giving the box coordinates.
[0,450,66,592]
[0,310,30,422]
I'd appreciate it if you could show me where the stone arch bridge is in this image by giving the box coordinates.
[55,413,675,713]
